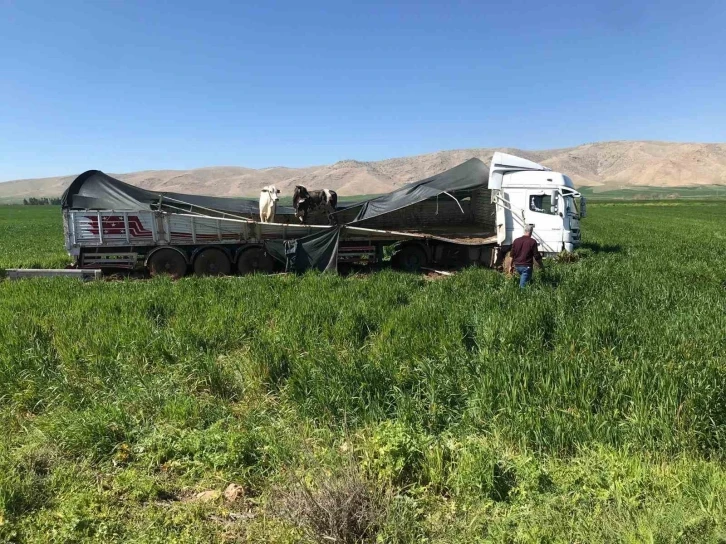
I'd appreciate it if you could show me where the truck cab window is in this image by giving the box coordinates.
[529,194,557,215]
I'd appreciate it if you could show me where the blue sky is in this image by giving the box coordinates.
[1,0,725,181]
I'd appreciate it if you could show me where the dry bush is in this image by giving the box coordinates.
[554,250,580,263]
[276,460,385,544]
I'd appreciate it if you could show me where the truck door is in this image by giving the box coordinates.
[525,191,562,254]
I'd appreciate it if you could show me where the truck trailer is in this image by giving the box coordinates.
[61,152,585,276]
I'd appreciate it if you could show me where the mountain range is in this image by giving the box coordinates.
[2,141,725,201]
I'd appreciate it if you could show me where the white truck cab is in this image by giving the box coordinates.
[489,152,586,255]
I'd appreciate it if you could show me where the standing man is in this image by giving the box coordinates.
[509,225,543,288]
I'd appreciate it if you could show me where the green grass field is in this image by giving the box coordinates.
[1,202,726,543]
[0,206,72,270]
[579,185,726,200]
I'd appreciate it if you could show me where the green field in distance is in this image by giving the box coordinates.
[579,184,726,200]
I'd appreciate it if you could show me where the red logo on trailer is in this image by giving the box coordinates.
[86,215,153,238]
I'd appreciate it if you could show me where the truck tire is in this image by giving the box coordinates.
[392,244,428,273]
[237,247,274,275]
[148,248,187,279]
[193,248,231,276]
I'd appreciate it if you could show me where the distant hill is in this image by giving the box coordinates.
[2,141,725,202]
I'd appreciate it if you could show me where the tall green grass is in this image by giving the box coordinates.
[0,202,725,542]
[0,206,71,270]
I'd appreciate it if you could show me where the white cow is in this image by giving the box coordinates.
[259,186,280,223]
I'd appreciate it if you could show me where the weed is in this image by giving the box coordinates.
[276,461,385,544]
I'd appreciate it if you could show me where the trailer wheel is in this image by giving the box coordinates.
[193,248,231,276]
[148,248,187,279]
[237,247,274,275]
[392,244,428,273]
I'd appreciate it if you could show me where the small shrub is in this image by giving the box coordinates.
[554,250,580,263]
[358,421,426,487]
[276,462,385,544]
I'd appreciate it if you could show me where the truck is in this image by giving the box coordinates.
[61,152,585,277]
[489,153,585,254]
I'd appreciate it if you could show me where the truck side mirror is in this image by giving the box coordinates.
[580,196,587,218]
[550,190,559,214]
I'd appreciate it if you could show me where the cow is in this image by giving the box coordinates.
[292,185,338,224]
[259,185,280,223]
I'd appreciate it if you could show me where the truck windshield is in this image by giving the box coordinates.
[564,195,579,216]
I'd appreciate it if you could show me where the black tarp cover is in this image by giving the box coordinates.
[265,227,340,272]
[61,170,295,215]
[64,159,488,273]
[347,158,488,222]
[263,159,488,272]
[64,159,487,221]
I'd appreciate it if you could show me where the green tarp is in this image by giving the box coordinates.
[265,227,340,272]
[347,158,488,223]
[64,159,489,273]
[62,170,296,216]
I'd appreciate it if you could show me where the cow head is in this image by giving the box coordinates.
[261,186,279,202]
[293,185,309,210]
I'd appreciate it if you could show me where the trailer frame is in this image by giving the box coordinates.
[63,208,498,274]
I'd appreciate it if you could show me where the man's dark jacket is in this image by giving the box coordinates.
[511,236,543,267]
